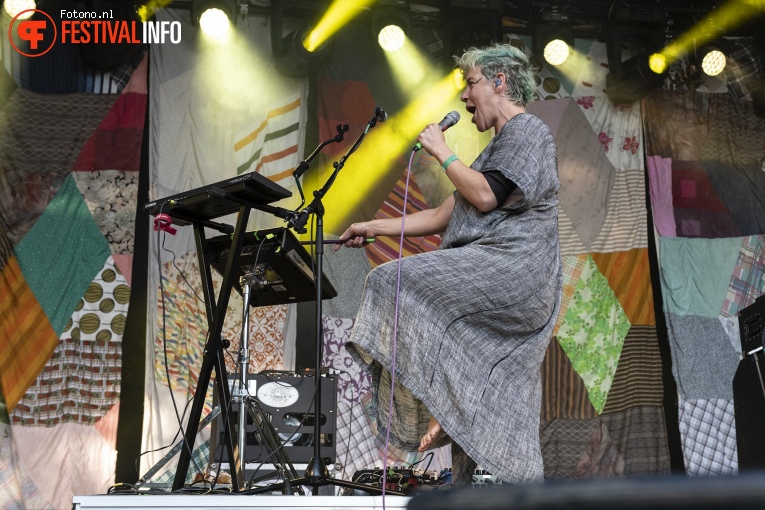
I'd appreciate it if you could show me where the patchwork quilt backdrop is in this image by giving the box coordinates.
[0,42,147,510]
[9,15,763,507]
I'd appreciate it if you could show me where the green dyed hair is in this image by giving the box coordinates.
[454,43,536,107]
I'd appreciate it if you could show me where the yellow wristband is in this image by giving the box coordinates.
[441,155,459,172]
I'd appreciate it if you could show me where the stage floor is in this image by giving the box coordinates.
[72,494,411,509]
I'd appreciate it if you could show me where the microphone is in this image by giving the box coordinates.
[413,111,460,151]
[375,106,388,123]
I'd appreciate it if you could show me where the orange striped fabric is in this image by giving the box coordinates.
[364,172,441,268]
[255,145,298,175]
[540,337,598,421]
[234,98,301,151]
[591,248,655,325]
[0,257,59,411]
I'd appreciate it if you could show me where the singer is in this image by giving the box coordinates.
[337,43,561,485]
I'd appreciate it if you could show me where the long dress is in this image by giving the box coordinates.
[346,113,561,484]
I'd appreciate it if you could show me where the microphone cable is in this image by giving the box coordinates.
[381,148,417,507]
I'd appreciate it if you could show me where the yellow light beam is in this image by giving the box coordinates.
[137,0,173,22]
[542,45,588,85]
[305,0,376,52]
[661,0,765,64]
[382,37,432,100]
[303,74,461,234]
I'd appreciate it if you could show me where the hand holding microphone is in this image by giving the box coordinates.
[414,111,460,152]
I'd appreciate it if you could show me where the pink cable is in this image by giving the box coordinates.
[382,149,417,506]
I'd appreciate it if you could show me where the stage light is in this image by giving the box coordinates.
[274,25,330,78]
[199,8,231,37]
[271,1,332,78]
[695,40,730,77]
[4,0,35,19]
[606,50,667,104]
[606,22,668,103]
[544,39,569,66]
[378,24,405,52]
[648,53,667,74]
[534,6,574,67]
[372,4,411,53]
[191,0,239,38]
[536,25,574,66]
[701,48,726,76]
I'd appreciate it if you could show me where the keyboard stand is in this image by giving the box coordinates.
[145,174,293,493]
[172,204,252,491]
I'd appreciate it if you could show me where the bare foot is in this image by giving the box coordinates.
[418,416,445,451]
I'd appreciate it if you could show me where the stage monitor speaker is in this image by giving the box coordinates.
[210,372,337,470]
[408,473,765,509]
[735,294,765,470]
[733,355,765,470]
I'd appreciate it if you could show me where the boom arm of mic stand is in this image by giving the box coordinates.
[288,112,380,234]
[293,124,349,181]
[292,124,350,212]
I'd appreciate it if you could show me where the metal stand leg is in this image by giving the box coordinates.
[237,274,254,479]
[235,272,302,493]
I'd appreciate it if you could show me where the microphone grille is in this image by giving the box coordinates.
[446,110,460,125]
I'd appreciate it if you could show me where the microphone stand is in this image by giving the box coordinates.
[246,108,402,496]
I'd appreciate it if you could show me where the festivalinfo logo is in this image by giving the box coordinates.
[8,8,181,57]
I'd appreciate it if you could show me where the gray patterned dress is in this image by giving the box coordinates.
[346,113,561,483]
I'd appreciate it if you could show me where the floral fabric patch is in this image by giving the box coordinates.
[556,256,631,413]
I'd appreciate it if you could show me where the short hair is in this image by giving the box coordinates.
[454,43,536,107]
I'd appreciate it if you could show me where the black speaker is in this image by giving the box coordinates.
[408,473,765,509]
[210,372,337,471]
[734,355,765,470]
[735,295,765,470]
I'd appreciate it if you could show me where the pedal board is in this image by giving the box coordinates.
[344,468,443,495]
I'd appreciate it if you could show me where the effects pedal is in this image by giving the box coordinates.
[471,470,502,488]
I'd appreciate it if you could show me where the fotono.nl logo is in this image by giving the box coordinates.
[9,9,56,57]
[8,8,181,57]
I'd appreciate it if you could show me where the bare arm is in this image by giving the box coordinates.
[417,124,498,213]
[334,195,455,250]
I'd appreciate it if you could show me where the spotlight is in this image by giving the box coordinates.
[372,4,411,52]
[701,49,726,76]
[278,26,330,78]
[696,41,729,77]
[191,0,239,36]
[648,53,668,74]
[536,24,574,66]
[378,24,405,52]
[606,50,668,104]
[606,22,668,103]
[4,0,35,19]
[272,1,331,78]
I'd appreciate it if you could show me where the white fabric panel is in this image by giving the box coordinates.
[144,8,306,475]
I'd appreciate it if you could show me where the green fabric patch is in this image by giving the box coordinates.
[659,236,742,318]
[557,255,631,414]
[14,174,110,336]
